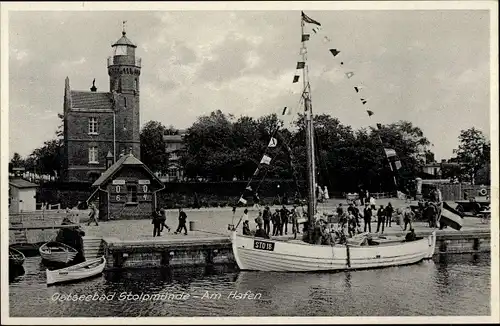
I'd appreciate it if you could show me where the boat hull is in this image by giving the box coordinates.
[39,242,78,264]
[9,248,26,267]
[231,231,436,272]
[46,256,106,285]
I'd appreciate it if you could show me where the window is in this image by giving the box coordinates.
[88,117,98,134]
[169,168,178,179]
[127,185,138,203]
[88,146,98,164]
[124,97,127,107]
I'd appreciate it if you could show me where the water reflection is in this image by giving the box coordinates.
[9,254,490,317]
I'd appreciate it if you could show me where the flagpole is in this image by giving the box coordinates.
[301,13,317,239]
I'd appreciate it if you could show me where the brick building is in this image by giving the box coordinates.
[91,153,164,220]
[62,28,141,182]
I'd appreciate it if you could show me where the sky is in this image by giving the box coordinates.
[4,3,495,161]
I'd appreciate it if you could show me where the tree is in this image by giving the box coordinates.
[140,121,171,174]
[455,127,490,185]
[29,139,63,177]
[9,152,25,173]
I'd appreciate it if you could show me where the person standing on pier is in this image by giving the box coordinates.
[291,206,300,239]
[152,208,162,237]
[174,207,188,235]
[385,202,394,228]
[87,203,99,226]
[376,205,385,233]
[403,206,414,231]
[363,203,372,233]
[280,205,290,235]
[272,208,281,236]
[262,206,271,236]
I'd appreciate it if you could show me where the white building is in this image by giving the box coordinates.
[9,179,38,213]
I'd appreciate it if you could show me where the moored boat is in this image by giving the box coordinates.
[39,241,78,264]
[232,231,436,272]
[9,247,26,267]
[46,256,106,285]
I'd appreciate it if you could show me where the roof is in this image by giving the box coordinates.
[9,179,38,189]
[163,134,184,143]
[70,91,113,110]
[92,153,163,188]
[112,32,137,48]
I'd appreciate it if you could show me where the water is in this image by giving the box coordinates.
[9,254,490,317]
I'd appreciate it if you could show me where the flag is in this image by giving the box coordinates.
[440,202,464,230]
[238,197,247,205]
[376,123,382,129]
[301,34,310,42]
[354,86,360,93]
[397,190,406,200]
[323,36,331,43]
[301,11,321,26]
[329,49,340,57]
[345,72,354,79]
[394,160,402,170]
[296,62,305,69]
[366,110,374,116]
[253,168,259,176]
[260,155,272,165]
[312,27,320,34]
[293,75,300,83]
[384,148,397,158]
[246,186,252,191]
[268,137,278,148]
[360,98,367,105]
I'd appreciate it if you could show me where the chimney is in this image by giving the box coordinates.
[90,78,97,92]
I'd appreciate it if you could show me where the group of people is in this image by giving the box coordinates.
[151,207,189,237]
[241,205,305,239]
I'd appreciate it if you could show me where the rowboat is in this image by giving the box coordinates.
[39,242,78,264]
[232,230,436,272]
[46,256,106,285]
[9,247,25,267]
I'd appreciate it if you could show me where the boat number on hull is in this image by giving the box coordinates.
[254,240,275,251]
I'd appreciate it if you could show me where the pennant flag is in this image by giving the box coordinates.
[293,75,300,83]
[301,11,321,26]
[268,137,278,148]
[384,148,397,158]
[345,72,354,79]
[296,62,305,69]
[360,98,367,105]
[253,168,259,176]
[354,86,360,93]
[238,197,247,205]
[302,34,310,42]
[376,123,382,129]
[260,155,272,165]
[312,27,320,34]
[282,107,291,115]
[246,186,252,191]
[323,36,331,43]
[394,160,402,170]
[329,49,340,57]
[440,202,464,230]
[366,110,374,116]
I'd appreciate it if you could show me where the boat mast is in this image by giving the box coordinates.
[301,15,317,232]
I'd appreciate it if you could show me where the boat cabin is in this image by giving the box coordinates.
[90,153,165,220]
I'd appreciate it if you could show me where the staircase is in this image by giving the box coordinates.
[11,224,28,243]
[83,237,104,258]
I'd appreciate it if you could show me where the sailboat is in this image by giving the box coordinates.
[230,12,436,272]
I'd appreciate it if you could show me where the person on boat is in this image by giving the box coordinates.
[174,207,188,235]
[255,211,264,230]
[385,202,394,228]
[57,218,86,264]
[376,205,385,233]
[423,201,435,228]
[254,224,269,239]
[347,212,357,237]
[253,192,261,209]
[159,208,171,233]
[87,203,99,226]
[363,202,372,233]
[152,208,162,237]
[336,203,344,218]
[403,206,414,231]
[242,208,251,235]
[280,205,290,235]
[271,208,281,236]
[405,228,417,242]
[262,206,271,236]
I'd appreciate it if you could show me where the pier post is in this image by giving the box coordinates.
[473,238,480,251]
